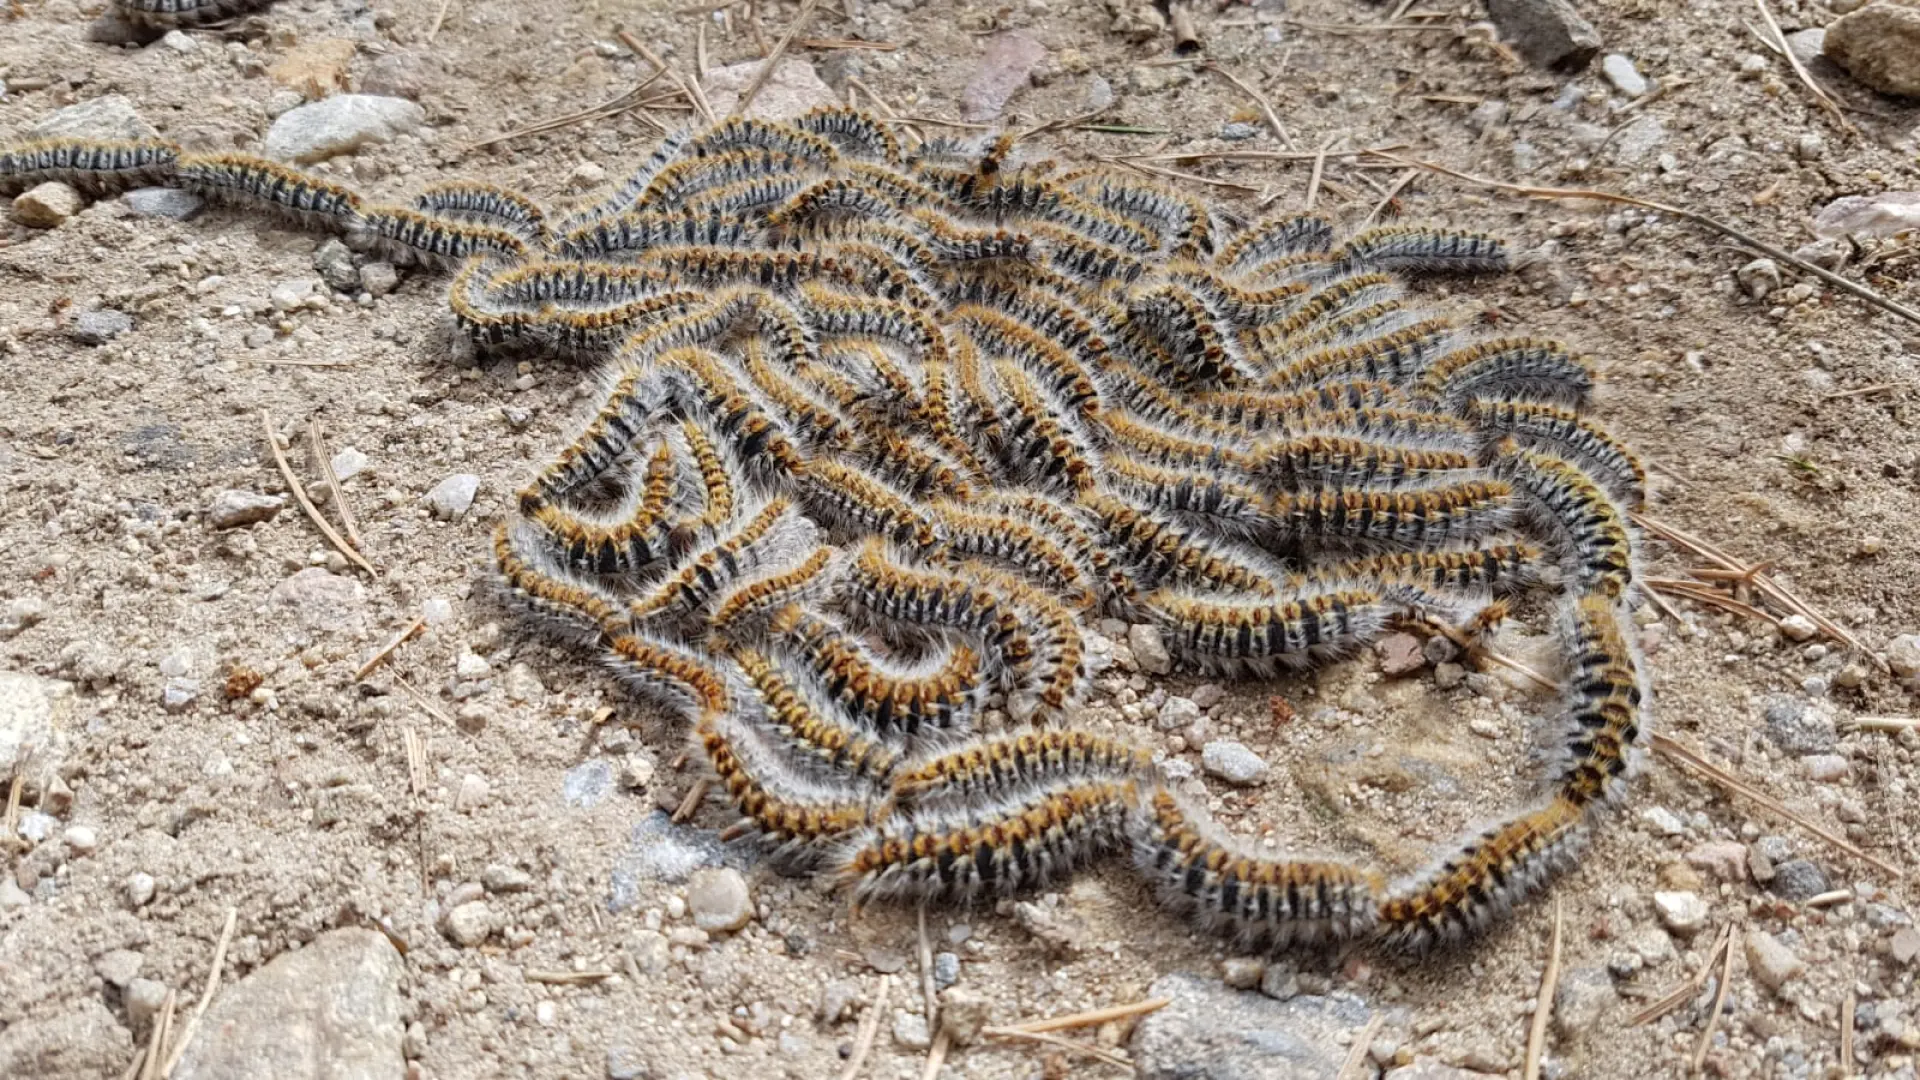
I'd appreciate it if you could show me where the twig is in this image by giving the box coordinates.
[1631,924,1731,1026]
[426,0,454,41]
[695,18,709,82]
[1633,513,1866,655]
[393,673,454,727]
[1133,145,1407,164]
[1524,899,1564,1080]
[306,418,362,552]
[1751,0,1855,135]
[261,412,374,576]
[1652,734,1904,878]
[1202,63,1297,150]
[1361,168,1417,227]
[526,969,616,985]
[1645,579,1781,627]
[464,76,674,150]
[1019,106,1114,140]
[838,975,891,1080]
[355,619,426,682]
[1690,923,1737,1073]
[1095,154,1264,196]
[160,906,238,1078]
[139,990,175,1080]
[1304,135,1336,211]
[991,997,1170,1034]
[917,905,939,1036]
[619,32,716,125]
[1336,1014,1385,1080]
[1841,989,1856,1079]
[982,1027,1132,1069]
[2,774,20,845]
[1284,18,1460,32]
[793,38,897,50]
[1373,153,1920,330]
[1803,889,1855,909]
[1842,716,1919,733]
[734,0,819,118]
[920,1031,951,1080]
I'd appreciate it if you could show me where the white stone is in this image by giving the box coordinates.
[330,447,369,481]
[426,474,480,520]
[421,598,454,626]
[1128,624,1172,675]
[1601,54,1648,97]
[1653,891,1709,936]
[263,94,427,164]
[443,901,493,946]
[206,490,285,529]
[1640,806,1685,837]
[1201,741,1268,786]
[127,872,156,907]
[63,825,98,854]
[1745,930,1806,992]
[1886,634,1920,679]
[702,58,836,120]
[30,96,158,141]
[1156,695,1201,731]
[455,650,491,680]
[1779,614,1817,642]
[0,671,65,776]
[686,868,753,934]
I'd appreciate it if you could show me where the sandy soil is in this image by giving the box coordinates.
[2,0,1918,1077]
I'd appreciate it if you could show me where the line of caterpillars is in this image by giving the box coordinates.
[1,106,1652,953]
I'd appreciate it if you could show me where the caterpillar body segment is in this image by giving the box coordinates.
[1375,796,1590,952]
[0,138,179,193]
[1130,789,1383,948]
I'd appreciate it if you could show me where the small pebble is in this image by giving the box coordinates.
[1653,891,1709,936]
[11,182,82,228]
[1157,695,1201,731]
[125,978,169,1030]
[1201,740,1268,786]
[687,867,753,933]
[427,474,480,520]
[1779,614,1817,642]
[1745,930,1806,992]
[1891,927,1920,966]
[206,490,285,529]
[1641,806,1685,837]
[1128,624,1172,675]
[891,1012,932,1051]
[360,262,400,297]
[69,309,134,345]
[932,952,960,988]
[122,187,203,220]
[63,825,98,854]
[1804,754,1850,782]
[443,900,493,946]
[1769,858,1831,901]
[1220,957,1265,989]
[126,872,156,907]
[1737,258,1782,301]
[1600,53,1648,96]
[482,865,534,893]
[1886,634,1920,679]
[455,773,490,810]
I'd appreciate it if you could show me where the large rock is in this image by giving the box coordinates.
[263,95,426,164]
[702,59,836,121]
[1131,973,1371,1080]
[30,95,158,140]
[173,929,405,1080]
[1825,0,1920,97]
[1486,0,1601,70]
[0,671,68,775]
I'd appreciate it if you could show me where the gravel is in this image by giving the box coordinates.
[443,900,493,946]
[1601,53,1648,96]
[1763,696,1836,754]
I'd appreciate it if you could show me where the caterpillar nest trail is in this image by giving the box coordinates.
[2,107,1654,955]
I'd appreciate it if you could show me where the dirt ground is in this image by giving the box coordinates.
[2,0,1919,1076]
